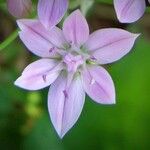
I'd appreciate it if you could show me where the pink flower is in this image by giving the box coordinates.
[7,0,32,18]
[7,0,68,28]
[15,10,139,138]
[114,0,150,23]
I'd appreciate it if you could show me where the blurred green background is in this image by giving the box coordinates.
[0,0,150,149]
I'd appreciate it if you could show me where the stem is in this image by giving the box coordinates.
[0,29,18,51]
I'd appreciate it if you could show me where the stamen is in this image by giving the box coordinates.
[90,78,95,85]
[49,47,55,53]
[42,75,47,82]
[86,56,97,65]
[63,90,68,98]
[90,56,97,61]
[64,53,84,72]
[69,41,73,44]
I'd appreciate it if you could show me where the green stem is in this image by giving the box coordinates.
[0,29,18,51]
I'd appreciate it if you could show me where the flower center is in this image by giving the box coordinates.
[63,53,84,72]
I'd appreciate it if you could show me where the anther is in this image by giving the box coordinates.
[49,47,55,53]
[42,75,47,82]
[63,90,68,98]
[90,78,95,85]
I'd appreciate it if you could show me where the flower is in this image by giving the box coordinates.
[7,0,68,28]
[15,10,139,138]
[7,0,32,18]
[114,0,150,23]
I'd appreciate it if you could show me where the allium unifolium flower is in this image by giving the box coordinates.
[114,0,150,23]
[15,10,139,138]
[7,0,68,24]
[7,0,32,18]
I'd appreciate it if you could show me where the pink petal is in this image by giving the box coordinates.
[114,0,146,23]
[48,73,85,138]
[38,0,68,29]
[17,19,67,58]
[84,28,139,64]
[7,0,32,18]
[63,10,89,47]
[15,59,62,90]
[82,65,115,104]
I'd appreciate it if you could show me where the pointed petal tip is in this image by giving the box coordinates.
[38,0,68,29]
[17,19,39,30]
[108,99,116,105]
[16,19,27,29]
[18,31,21,35]
[131,33,140,43]
[90,96,116,105]
[48,74,85,139]
[112,98,116,104]
[133,33,141,39]
[106,93,116,105]
[14,76,27,90]
[14,78,19,86]
[16,19,27,24]
[108,91,116,105]
[63,9,89,47]
[16,19,20,24]
[51,120,67,139]
[14,76,25,89]
[16,19,22,27]
[73,9,82,14]
[70,9,85,19]
[57,131,66,139]
[14,76,21,85]
[99,99,116,105]
[99,95,116,105]
[59,134,64,139]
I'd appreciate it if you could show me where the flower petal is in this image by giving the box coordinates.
[48,73,85,138]
[63,10,89,47]
[114,0,146,23]
[84,28,139,64]
[17,19,67,57]
[7,0,32,18]
[15,59,62,90]
[82,65,115,104]
[38,0,68,29]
